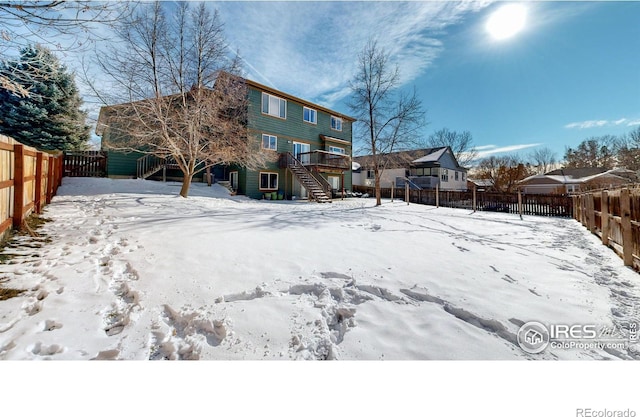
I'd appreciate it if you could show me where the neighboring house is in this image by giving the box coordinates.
[352,147,468,191]
[518,167,635,194]
[96,76,355,202]
[467,178,496,192]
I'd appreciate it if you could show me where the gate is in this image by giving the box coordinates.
[63,150,107,177]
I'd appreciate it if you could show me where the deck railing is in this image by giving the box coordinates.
[297,150,350,170]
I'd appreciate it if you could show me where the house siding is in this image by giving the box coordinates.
[243,85,353,200]
[106,150,143,178]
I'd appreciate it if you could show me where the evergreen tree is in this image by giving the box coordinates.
[0,45,90,150]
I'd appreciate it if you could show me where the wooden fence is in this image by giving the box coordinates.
[0,135,63,242]
[573,186,640,269]
[352,185,573,218]
[63,150,107,177]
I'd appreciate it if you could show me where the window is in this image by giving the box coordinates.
[303,107,317,124]
[462,172,466,181]
[331,116,342,131]
[366,170,375,179]
[328,146,345,154]
[328,176,340,190]
[262,134,277,151]
[262,92,286,119]
[455,171,459,181]
[441,169,448,182]
[260,172,278,190]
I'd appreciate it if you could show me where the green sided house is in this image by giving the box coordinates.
[96,76,355,202]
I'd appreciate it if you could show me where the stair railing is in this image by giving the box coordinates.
[280,152,332,201]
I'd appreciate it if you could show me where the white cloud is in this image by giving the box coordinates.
[475,143,542,158]
[564,120,608,129]
[216,1,491,108]
[565,118,640,129]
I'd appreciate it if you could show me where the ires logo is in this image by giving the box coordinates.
[549,324,597,339]
[516,322,631,354]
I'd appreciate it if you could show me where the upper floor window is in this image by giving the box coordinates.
[303,107,317,124]
[328,146,345,155]
[455,171,459,181]
[262,134,277,151]
[262,92,286,119]
[441,169,448,182]
[331,116,342,131]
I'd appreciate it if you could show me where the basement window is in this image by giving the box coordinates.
[260,172,278,190]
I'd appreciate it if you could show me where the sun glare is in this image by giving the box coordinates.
[486,4,528,40]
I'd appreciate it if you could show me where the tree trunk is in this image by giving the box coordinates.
[180,174,193,198]
[374,169,382,206]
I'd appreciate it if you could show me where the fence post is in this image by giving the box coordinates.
[35,151,43,213]
[473,185,477,212]
[391,181,394,202]
[588,193,596,233]
[601,190,609,246]
[518,191,523,220]
[620,188,633,267]
[436,184,439,208]
[405,182,409,205]
[12,144,24,228]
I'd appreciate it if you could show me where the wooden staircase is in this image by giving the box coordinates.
[136,154,179,179]
[280,153,332,203]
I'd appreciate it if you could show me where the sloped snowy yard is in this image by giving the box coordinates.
[0,177,639,361]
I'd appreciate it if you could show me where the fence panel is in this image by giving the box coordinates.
[574,186,640,270]
[352,185,573,218]
[63,150,107,177]
[0,134,63,242]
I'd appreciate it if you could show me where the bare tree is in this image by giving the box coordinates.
[614,126,640,171]
[93,1,270,198]
[476,154,531,193]
[528,147,557,174]
[348,39,426,206]
[0,1,132,96]
[563,135,616,169]
[423,128,477,167]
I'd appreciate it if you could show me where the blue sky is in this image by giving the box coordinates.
[212,1,640,160]
[4,1,636,160]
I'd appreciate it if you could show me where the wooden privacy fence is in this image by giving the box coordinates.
[63,150,107,177]
[573,186,640,269]
[352,185,573,218]
[0,135,63,242]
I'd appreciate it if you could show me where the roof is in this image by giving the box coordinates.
[412,147,448,164]
[353,147,448,170]
[468,178,495,187]
[520,168,635,185]
[545,167,607,179]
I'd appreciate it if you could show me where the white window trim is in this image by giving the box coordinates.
[331,115,343,131]
[259,172,279,190]
[261,134,277,151]
[303,107,317,124]
[261,92,286,119]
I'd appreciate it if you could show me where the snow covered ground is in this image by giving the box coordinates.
[2,177,640,415]
[1,177,639,361]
